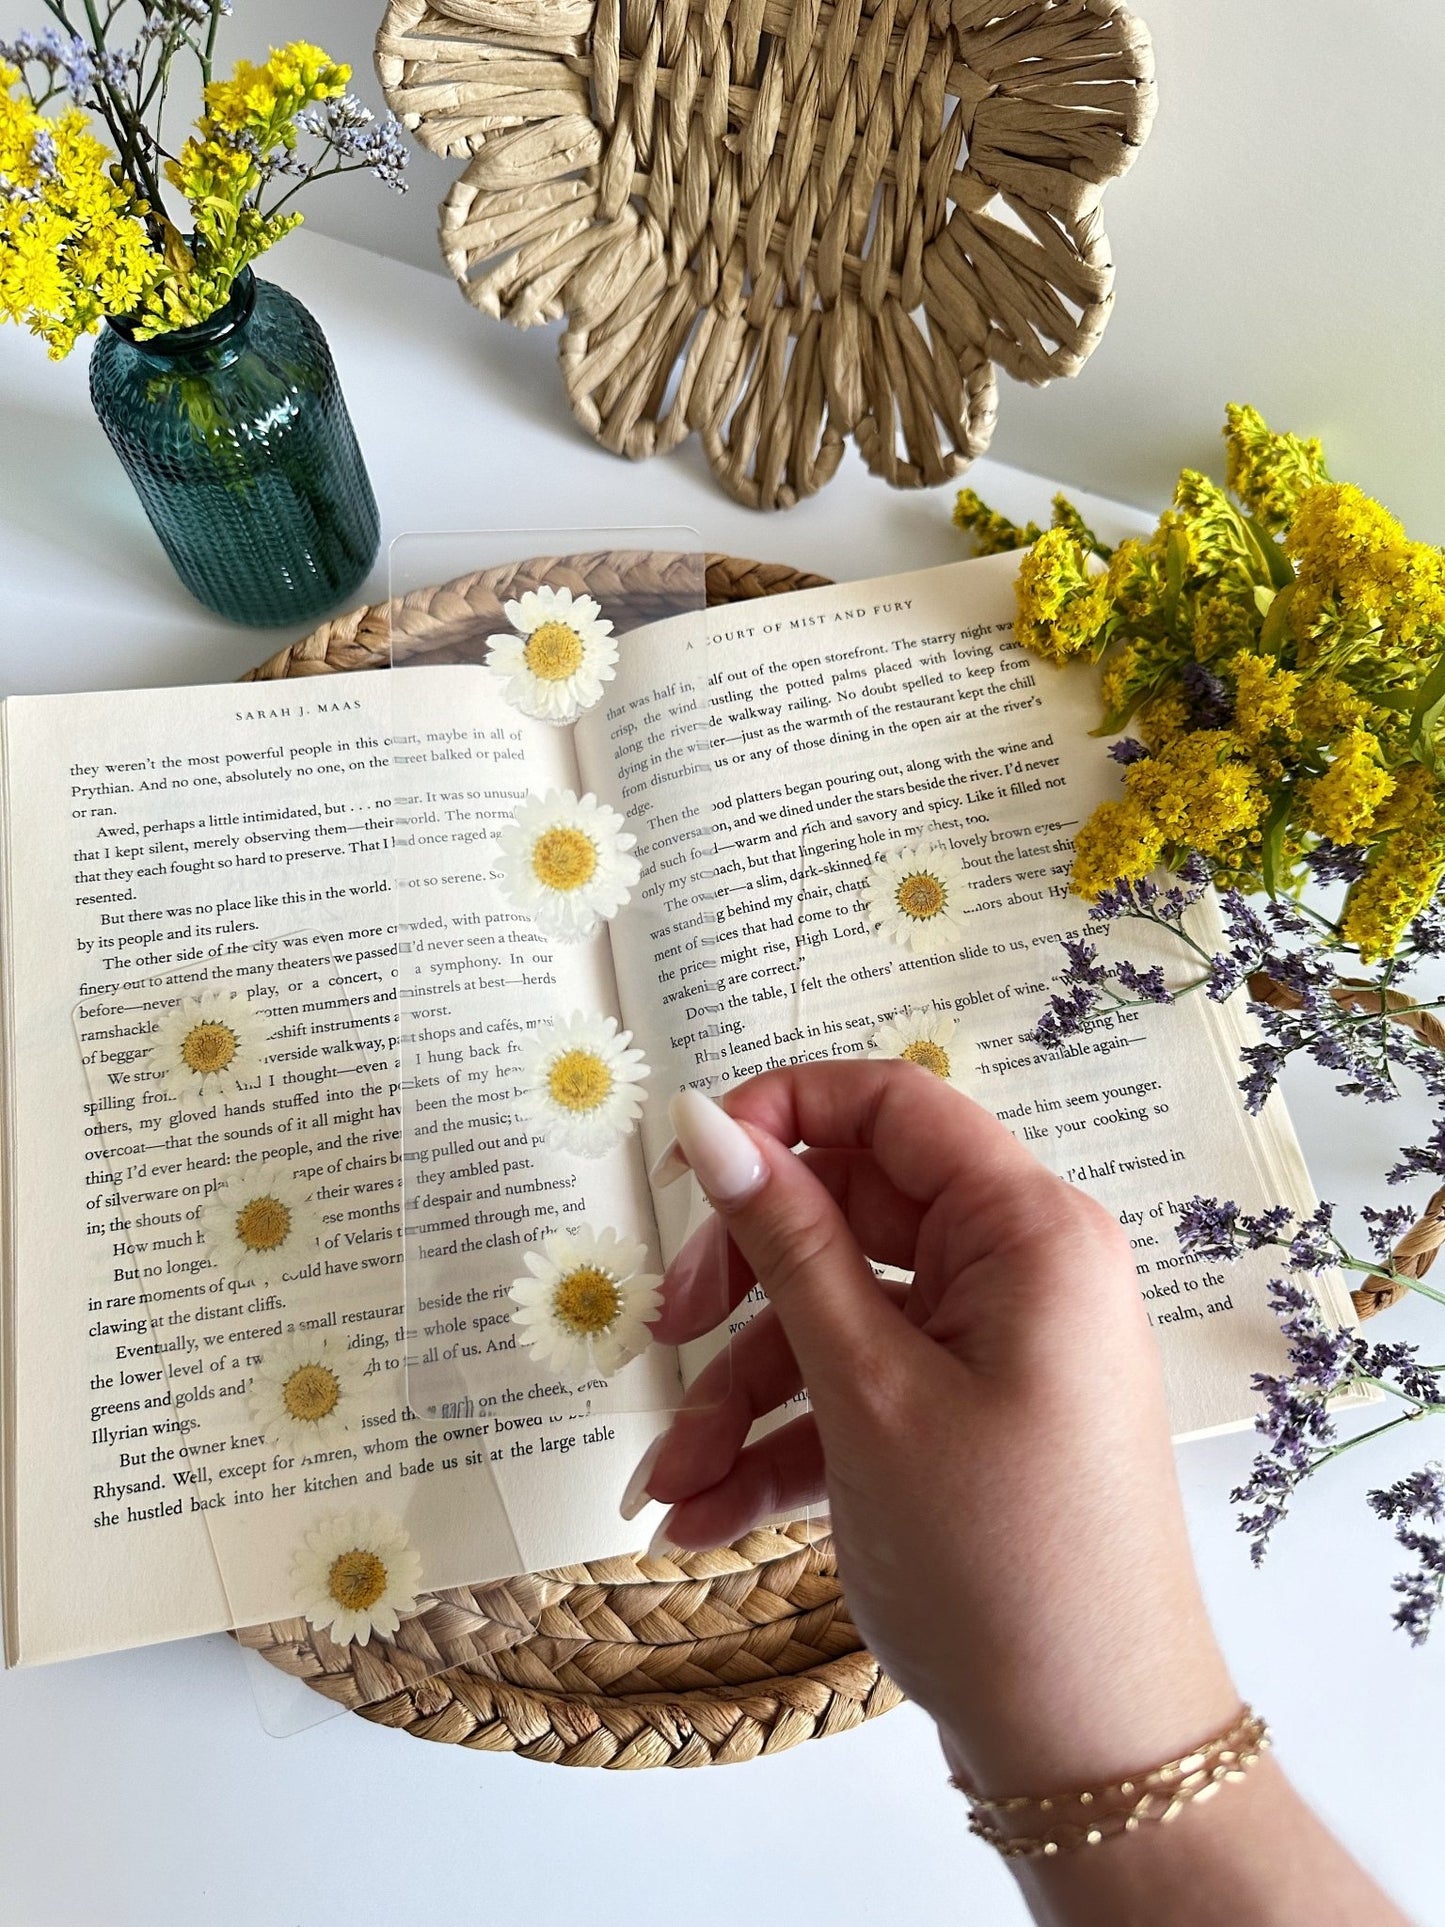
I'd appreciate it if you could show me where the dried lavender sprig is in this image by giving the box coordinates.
[1368,1465,1445,1645]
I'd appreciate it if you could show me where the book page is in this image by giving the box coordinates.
[1,670,668,1666]
[575,555,1356,1438]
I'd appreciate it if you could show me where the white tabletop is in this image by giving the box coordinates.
[1,230,1440,1927]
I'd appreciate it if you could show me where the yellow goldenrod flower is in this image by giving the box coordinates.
[1224,402,1330,536]
[1071,797,1165,899]
[1230,653,1302,751]
[962,404,1445,956]
[1015,528,1111,664]
[0,75,157,356]
[138,43,350,335]
[1124,730,1270,858]
[1294,671,1376,744]
[1298,728,1395,846]
[1342,826,1445,962]
[952,489,1042,556]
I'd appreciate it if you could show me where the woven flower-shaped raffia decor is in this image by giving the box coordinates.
[377,0,1155,509]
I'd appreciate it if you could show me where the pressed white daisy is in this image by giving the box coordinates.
[146,987,271,1104]
[510,1226,662,1381]
[864,840,968,955]
[487,584,619,724]
[291,1510,424,1647]
[871,1007,970,1087]
[520,1012,650,1156]
[248,1332,365,1451]
[199,1161,321,1286]
[494,789,641,942]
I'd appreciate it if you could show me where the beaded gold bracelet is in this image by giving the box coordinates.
[950,1706,1271,1860]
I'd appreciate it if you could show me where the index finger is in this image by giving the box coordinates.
[717,1058,1047,1213]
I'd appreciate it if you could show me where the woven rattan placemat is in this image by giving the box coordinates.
[376,0,1156,509]
[235,550,902,1766]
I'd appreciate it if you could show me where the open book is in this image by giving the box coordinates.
[1,554,1354,1666]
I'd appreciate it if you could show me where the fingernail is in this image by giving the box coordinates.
[646,1509,683,1561]
[648,1139,689,1189]
[668,1090,766,1206]
[619,1431,668,1521]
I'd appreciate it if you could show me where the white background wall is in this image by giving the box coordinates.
[4,1,1445,531]
[6,0,1445,533]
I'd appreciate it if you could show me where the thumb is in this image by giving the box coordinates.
[666,1089,921,1406]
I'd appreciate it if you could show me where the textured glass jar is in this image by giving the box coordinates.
[88,269,380,627]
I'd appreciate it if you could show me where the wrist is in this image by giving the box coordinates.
[934,1645,1244,1805]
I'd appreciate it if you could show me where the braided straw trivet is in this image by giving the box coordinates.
[375,0,1156,510]
[238,549,904,1766]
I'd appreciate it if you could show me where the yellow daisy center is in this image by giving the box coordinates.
[283,1363,340,1422]
[552,1265,622,1336]
[524,620,586,682]
[235,1194,292,1252]
[181,1021,237,1075]
[896,871,947,921]
[901,1039,951,1078]
[547,1048,614,1114]
[532,826,598,893]
[328,1548,388,1613]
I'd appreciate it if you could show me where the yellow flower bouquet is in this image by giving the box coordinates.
[1,6,409,624]
[957,415,1445,1643]
[958,407,1445,962]
[1,13,406,355]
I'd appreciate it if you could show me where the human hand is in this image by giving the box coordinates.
[627,1061,1241,1794]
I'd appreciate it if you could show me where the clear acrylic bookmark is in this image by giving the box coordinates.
[75,934,534,1734]
[384,531,762,1568]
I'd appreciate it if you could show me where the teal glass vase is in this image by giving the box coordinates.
[88,269,380,628]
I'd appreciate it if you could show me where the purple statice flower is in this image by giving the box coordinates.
[1287,1202,1337,1273]
[0,26,141,101]
[1304,840,1370,886]
[28,127,57,179]
[1237,1035,1291,1113]
[1114,959,1169,1002]
[1239,948,1402,1110]
[1388,1107,1445,1186]
[1031,987,1096,1047]
[1368,1465,1445,1645]
[1219,887,1275,961]
[1181,660,1235,729]
[1361,1342,1443,1408]
[1232,1276,1365,1565]
[140,1,223,28]
[1360,1203,1416,1263]
[1082,861,1207,935]
[1108,737,1150,765]
[1207,951,1249,1002]
[1030,934,1109,1045]
[297,97,410,190]
[1262,896,1314,940]
[1407,892,1445,958]
[1174,1195,1293,1261]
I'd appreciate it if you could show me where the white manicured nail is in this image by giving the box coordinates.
[668,1090,766,1206]
[649,1139,689,1189]
[619,1432,668,1521]
[646,1510,683,1561]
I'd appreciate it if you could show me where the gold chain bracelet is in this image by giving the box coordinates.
[950,1706,1271,1860]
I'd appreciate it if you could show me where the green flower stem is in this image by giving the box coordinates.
[1313,1408,1428,1471]
[1279,895,1344,940]
[262,157,384,220]
[201,0,223,86]
[1335,1253,1445,1311]
[1358,1376,1445,1413]
[42,0,166,216]
[1128,906,1216,967]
